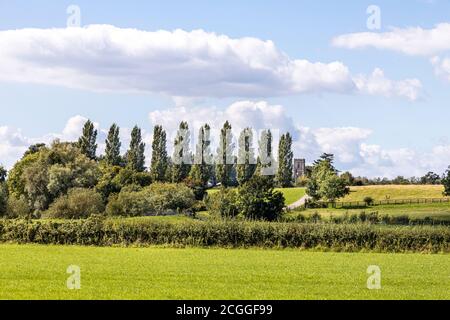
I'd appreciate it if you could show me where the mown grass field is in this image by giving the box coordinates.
[0,244,448,300]
[342,185,445,201]
[207,187,305,205]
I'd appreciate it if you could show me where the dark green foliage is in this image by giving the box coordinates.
[442,166,450,196]
[126,126,146,172]
[237,175,285,221]
[45,188,105,219]
[78,120,98,160]
[276,132,293,187]
[0,166,7,183]
[0,219,447,253]
[105,123,122,166]
[364,196,375,206]
[306,153,349,202]
[0,181,7,216]
[150,125,169,182]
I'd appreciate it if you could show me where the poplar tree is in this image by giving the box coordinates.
[78,120,97,160]
[256,129,275,177]
[150,125,169,182]
[215,121,235,187]
[172,121,191,183]
[189,124,213,187]
[127,125,146,172]
[277,132,294,187]
[237,127,256,185]
[104,123,122,166]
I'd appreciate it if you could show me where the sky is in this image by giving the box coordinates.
[1,0,450,178]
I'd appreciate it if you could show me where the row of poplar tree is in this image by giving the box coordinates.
[77,120,295,188]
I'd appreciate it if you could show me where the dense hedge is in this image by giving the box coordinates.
[0,218,448,253]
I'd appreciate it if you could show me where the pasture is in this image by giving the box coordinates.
[342,185,445,202]
[0,244,448,300]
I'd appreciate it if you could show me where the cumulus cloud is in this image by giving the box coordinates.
[354,68,422,101]
[431,56,450,81]
[332,23,450,56]
[0,24,420,100]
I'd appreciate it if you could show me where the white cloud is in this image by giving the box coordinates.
[431,56,450,81]
[0,126,30,169]
[354,68,422,101]
[332,23,450,56]
[0,24,420,100]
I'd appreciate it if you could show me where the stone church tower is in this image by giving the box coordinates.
[293,158,306,180]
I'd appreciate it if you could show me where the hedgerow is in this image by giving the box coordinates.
[0,218,448,253]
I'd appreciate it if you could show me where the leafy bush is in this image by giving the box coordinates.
[206,188,239,218]
[364,196,375,206]
[0,219,448,253]
[45,188,105,219]
[106,183,196,217]
[6,195,32,218]
[237,176,285,221]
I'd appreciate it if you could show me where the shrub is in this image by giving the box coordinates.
[45,188,105,219]
[237,176,285,221]
[364,196,375,206]
[106,183,196,217]
[0,219,448,253]
[206,188,239,218]
[6,195,32,218]
[106,191,154,217]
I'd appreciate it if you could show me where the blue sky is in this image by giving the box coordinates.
[1,0,450,177]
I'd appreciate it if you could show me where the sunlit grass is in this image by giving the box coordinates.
[0,244,448,300]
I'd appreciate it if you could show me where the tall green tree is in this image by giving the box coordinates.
[237,128,256,185]
[189,124,213,187]
[172,121,191,183]
[256,130,276,185]
[276,132,294,187]
[306,153,349,202]
[126,126,146,172]
[215,121,235,187]
[104,123,122,166]
[150,125,169,182]
[78,120,97,160]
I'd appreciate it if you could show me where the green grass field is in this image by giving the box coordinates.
[208,187,305,205]
[0,244,448,300]
[343,185,445,201]
[299,202,450,221]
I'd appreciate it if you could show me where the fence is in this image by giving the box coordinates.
[308,197,450,209]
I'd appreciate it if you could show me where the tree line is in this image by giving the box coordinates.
[0,119,294,219]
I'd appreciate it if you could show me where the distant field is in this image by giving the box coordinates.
[342,185,445,202]
[208,187,305,205]
[300,202,450,221]
[0,244,448,300]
